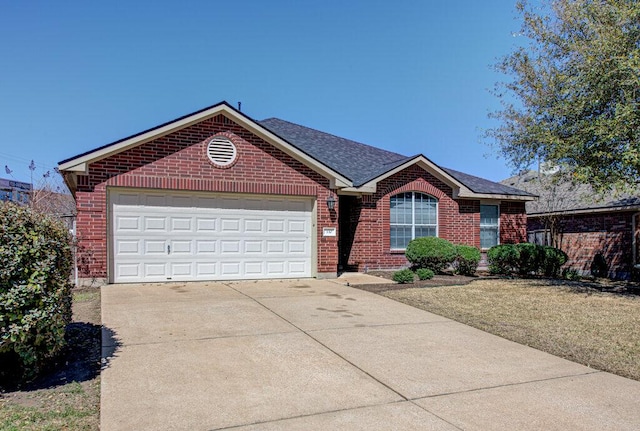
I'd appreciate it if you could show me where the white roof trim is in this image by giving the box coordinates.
[349,156,468,196]
[58,102,352,188]
[342,156,536,201]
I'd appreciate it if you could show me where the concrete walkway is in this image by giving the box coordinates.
[101,279,640,430]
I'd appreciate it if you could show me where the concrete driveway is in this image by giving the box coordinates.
[101,278,640,430]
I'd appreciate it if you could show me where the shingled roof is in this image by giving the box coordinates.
[501,170,640,215]
[259,117,534,196]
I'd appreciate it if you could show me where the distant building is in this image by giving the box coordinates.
[0,178,31,204]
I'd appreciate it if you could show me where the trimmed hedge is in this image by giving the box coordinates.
[416,268,435,280]
[487,244,520,275]
[405,237,457,273]
[0,202,73,382]
[393,269,415,284]
[487,243,567,277]
[453,245,481,276]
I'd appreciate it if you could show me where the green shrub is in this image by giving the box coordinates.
[542,246,568,277]
[454,245,481,276]
[405,237,457,273]
[416,268,435,280]
[487,244,520,275]
[590,253,608,278]
[562,268,581,281]
[515,243,545,276]
[0,202,74,382]
[393,269,415,284]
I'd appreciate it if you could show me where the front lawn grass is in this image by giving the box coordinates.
[381,278,640,381]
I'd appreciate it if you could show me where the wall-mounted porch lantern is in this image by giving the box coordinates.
[326,193,336,210]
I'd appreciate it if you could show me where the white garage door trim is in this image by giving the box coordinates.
[109,188,315,283]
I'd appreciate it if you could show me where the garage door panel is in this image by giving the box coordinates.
[169,262,193,277]
[170,218,192,231]
[221,240,241,253]
[196,240,216,254]
[288,261,308,275]
[244,261,264,275]
[116,240,139,255]
[144,240,166,255]
[288,240,307,254]
[170,240,192,254]
[266,220,285,233]
[196,262,217,277]
[196,218,217,232]
[221,262,241,276]
[144,263,167,277]
[288,220,307,233]
[221,219,240,232]
[116,263,140,278]
[244,240,263,253]
[144,217,166,231]
[117,216,141,231]
[244,219,263,232]
[112,190,313,282]
[266,241,284,253]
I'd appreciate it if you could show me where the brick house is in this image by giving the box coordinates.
[502,170,640,280]
[59,101,534,285]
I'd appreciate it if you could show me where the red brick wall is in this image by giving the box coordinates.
[500,201,527,244]
[341,166,526,271]
[528,212,633,279]
[75,113,338,280]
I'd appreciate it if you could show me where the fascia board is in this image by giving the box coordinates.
[57,103,353,188]
[58,105,230,171]
[459,192,538,201]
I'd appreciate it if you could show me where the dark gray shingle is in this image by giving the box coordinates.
[260,118,533,196]
[500,171,640,214]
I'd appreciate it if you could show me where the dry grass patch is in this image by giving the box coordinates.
[382,279,640,381]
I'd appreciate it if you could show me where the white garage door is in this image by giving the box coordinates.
[111,190,314,283]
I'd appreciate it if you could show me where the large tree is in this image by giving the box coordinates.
[489,0,640,192]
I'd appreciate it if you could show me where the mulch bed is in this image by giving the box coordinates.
[354,270,640,296]
[353,271,480,293]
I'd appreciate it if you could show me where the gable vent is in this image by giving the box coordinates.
[206,137,237,167]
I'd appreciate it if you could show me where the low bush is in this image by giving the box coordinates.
[0,202,74,382]
[515,243,544,276]
[405,237,457,273]
[454,245,481,276]
[416,268,435,280]
[542,246,568,277]
[393,269,415,284]
[488,243,568,278]
[562,268,581,281]
[487,244,520,275]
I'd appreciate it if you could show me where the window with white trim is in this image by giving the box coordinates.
[390,192,437,249]
[480,204,499,249]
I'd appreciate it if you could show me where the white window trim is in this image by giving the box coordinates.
[480,203,500,250]
[390,192,438,251]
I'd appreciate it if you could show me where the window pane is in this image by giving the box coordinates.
[415,226,436,238]
[480,205,499,226]
[415,193,436,225]
[391,226,412,249]
[390,193,412,224]
[480,227,499,249]
[390,192,438,249]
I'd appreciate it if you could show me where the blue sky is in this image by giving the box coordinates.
[0,1,528,187]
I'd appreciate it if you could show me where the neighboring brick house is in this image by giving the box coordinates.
[502,170,640,280]
[59,101,534,285]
